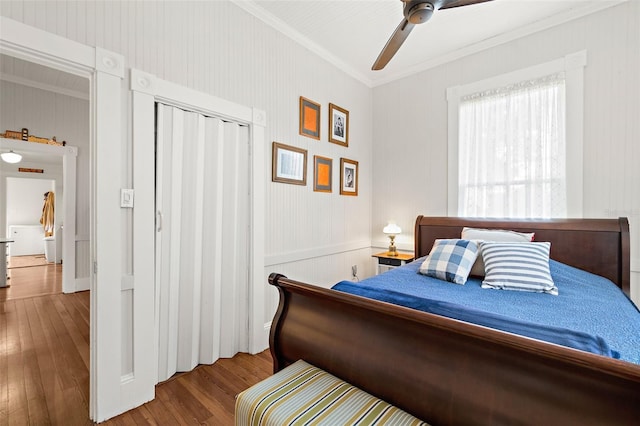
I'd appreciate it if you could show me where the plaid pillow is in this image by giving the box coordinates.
[419,239,478,285]
[480,242,558,295]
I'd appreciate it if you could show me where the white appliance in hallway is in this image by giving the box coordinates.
[7,224,44,256]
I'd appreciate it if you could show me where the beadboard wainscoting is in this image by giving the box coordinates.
[264,244,376,327]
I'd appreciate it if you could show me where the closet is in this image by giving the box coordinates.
[155,103,250,382]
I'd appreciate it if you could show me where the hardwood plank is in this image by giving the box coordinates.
[6,299,30,426]
[1,263,275,426]
[0,299,9,426]
[1,264,62,301]
[32,296,89,423]
[23,297,54,425]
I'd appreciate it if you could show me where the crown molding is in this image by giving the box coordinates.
[230,0,374,88]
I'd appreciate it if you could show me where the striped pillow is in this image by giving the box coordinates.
[480,242,558,295]
[419,239,478,285]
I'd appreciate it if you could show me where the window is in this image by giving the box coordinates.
[458,74,566,218]
[447,51,586,218]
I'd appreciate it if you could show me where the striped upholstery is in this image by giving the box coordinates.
[235,360,428,426]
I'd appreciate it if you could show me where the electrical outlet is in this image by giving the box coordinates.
[351,265,358,277]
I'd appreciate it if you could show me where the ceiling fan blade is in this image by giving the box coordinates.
[440,0,493,10]
[372,19,416,70]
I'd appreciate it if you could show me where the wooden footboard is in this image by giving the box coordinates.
[268,273,640,425]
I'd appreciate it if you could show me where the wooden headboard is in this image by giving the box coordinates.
[414,216,630,296]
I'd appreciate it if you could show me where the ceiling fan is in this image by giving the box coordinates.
[372,0,493,70]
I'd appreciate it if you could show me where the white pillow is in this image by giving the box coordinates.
[461,227,535,277]
[480,241,557,295]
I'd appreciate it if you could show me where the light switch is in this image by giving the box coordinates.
[121,189,134,208]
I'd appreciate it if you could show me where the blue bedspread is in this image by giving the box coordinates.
[332,259,640,364]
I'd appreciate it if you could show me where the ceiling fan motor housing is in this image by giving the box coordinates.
[406,1,435,24]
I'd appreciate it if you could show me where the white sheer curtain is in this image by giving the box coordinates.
[155,103,249,382]
[458,73,567,218]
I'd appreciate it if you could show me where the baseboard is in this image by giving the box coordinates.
[75,277,90,292]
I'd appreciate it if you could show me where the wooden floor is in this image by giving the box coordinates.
[3,258,62,302]
[0,263,273,425]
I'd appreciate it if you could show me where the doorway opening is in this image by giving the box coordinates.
[4,176,62,299]
[0,53,87,295]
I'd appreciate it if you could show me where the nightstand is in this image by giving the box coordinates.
[372,252,414,275]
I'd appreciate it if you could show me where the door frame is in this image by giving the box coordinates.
[0,17,136,422]
[130,69,267,384]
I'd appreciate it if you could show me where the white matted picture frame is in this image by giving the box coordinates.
[329,103,349,147]
[340,158,358,196]
[272,142,307,185]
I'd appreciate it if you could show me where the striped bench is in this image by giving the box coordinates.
[235,360,428,426]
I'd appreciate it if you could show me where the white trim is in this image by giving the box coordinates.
[446,51,586,218]
[265,240,372,267]
[230,0,370,87]
[0,17,95,77]
[1,16,131,423]
[0,137,78,156]
[130,67,267,360]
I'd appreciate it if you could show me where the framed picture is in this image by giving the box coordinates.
[340,158,358,196]
[299,96,321,140]
[313,156,333,193]
[329,103,349,147]
[272,142,307,185]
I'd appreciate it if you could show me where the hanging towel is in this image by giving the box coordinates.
[40,191,55,237]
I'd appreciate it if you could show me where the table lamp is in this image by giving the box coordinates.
[383,223,401,256]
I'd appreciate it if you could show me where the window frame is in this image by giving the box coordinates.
[446,51,586,218]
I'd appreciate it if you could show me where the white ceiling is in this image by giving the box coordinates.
[233,0,626,87]
[0,54,89,99]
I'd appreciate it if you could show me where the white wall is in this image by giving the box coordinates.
[0,1,374,326]
[5,177,53,256]
[372,1,640,304]
[6,177,53,227]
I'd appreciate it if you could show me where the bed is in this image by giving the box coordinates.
[268,216,640,425]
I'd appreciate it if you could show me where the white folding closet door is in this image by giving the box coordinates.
[155,103,250,382]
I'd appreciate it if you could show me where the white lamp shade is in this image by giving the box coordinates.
[1,151,22,164]
[383,223,401,235]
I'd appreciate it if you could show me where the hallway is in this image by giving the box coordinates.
[3,256,62,301]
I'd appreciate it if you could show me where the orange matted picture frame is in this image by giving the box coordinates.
[313,155,332,193]
[340,158,358,196]
[299,96,321,140]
